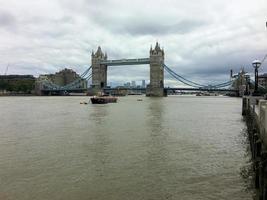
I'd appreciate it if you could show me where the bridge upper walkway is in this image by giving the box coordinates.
[100,58,150,66]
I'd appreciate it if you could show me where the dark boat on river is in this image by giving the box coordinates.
[90,96,118,104]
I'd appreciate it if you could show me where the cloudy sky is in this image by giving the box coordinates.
[0,0,266,86]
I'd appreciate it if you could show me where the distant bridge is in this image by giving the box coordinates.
[103,87,238,92]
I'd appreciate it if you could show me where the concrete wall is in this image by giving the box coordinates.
[242,96,267,199]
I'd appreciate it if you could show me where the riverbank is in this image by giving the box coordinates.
[0,93,35,96]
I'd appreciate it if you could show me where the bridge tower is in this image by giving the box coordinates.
[146,42,165,97]
[91,46,107,94]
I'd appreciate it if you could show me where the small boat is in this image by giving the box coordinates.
[137,98,143,101]
[90,96,118,104]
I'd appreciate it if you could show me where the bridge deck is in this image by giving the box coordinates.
[165,87,237,92]
[42,87,237,93]
[103,87,237,92]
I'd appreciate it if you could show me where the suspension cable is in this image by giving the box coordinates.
[163,64,234,89]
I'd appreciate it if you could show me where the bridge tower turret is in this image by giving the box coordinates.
[91,46,107,94]
[146,42,165,96]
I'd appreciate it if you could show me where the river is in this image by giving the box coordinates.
[0,96,253,200]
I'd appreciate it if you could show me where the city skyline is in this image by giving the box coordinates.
[0,0,266,87]
[107,80,147,88]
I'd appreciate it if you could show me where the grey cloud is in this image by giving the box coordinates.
[121,20,206,36]
[67,0,207,36]
[0,10,17,31]
[0,0,266,87]
[93,15,206,36]
[163,49,267,85]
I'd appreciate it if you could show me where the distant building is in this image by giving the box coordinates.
[142,80,146,88]
[43,68,83,86]
[258,73,267,88]
[0,75,35,94]
[0,75,35,81]
[131,81,136,87]
[35,68,87,95]
[124,82,131,87]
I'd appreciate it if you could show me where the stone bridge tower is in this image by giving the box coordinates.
[146,42,165,97]
[91,46,107,94]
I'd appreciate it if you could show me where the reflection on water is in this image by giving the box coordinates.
[0,96,253,200]
[145,99,172,199]
[92,107,111,181]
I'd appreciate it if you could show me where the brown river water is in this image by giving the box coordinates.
[0,96,253,200]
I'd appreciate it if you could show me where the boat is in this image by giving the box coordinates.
[90,96,118,104]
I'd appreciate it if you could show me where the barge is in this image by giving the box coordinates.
[90,96,118,104]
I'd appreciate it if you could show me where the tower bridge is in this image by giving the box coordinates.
[38,42,239,96]
[91,42,165,96]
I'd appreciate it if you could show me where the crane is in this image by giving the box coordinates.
[261,54,267,67]
[4,63,9,75]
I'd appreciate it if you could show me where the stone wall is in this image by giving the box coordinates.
[46,68,81,86]
[91,46,107,94]
[242,96,267,199]
[146,42,165,97]
[35,68,87,95]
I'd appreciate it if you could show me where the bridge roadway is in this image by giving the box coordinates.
[41,87,237,92]
[104,87,237,92]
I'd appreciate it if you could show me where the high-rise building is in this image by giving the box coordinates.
[142,80,146,88]
[124,82,131,87]
[131,81,136,87]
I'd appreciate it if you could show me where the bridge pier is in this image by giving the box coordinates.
[146,42,165,97]
[91,46,107,95]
